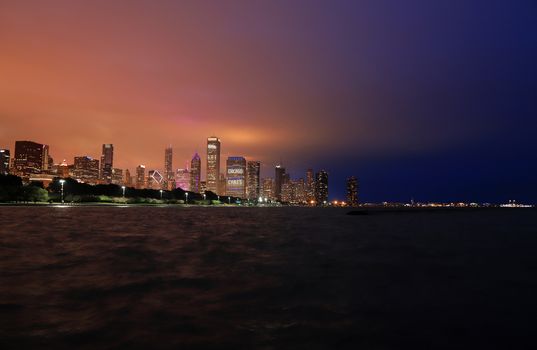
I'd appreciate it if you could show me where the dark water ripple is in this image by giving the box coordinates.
[1,206,536,349]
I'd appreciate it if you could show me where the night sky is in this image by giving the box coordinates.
[1,0,536,202]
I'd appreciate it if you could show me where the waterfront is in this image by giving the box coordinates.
[1,207,536,349]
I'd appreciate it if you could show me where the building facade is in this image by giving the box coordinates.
[226,156,246,198]
[13,141,49,177]
[190,152,201,193]
[0,149,10,175]
[315,170,329,205]
[346,176,358,206]
[175,168,191,191]
[73,156,100,184]
[206,137,221,194]
[274,165,286,201]
[164,146,174,190]
[306,168,315,202]
[246,160,260,201]
[262,178,274,201]
[100,144,114,183]
[136,165,146,189]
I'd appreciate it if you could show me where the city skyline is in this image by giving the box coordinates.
[1,1,536,203]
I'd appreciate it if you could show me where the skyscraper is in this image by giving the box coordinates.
[246,161,261,201]
[0,149,10,175]
[73,156,100,184]
[175,168,191,191]
[226,156,246,198]
[13,141,49,177]
[125,169,132,186]
[112,168,123,185]
[206,137,221,194]
[190,152,201,193]
[315,170,329,205]
[262,178,274,201]
[274,165,286,201]
[100,144,114,183]
[306,168,315,202]
[164,146,174,190]
[136,165,146,189]
[346,176,359,206]
[147,170,164,190]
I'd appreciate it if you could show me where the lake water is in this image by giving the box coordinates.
[1,206,536,349]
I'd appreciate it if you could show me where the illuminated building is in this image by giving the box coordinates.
[190,152,201,193]
[246,160,260,201]
[281,181,293,203]
[306,168,315,202]
[175,168,190,191]
[13,141,49,177]
[226,156,246,198]
[53,160,71,178]
[147,170,164,190]
[346,176,358,206]
[274,165,286,201]
[315,170,329,205]
[100,144,114,183]
[112,168,123,185]
[281,178,306,204]
[164,146,174,190]
[294,178,307,204]
[206,137,221,194]
[262,178,274,200]
[0,149,10,175]
[136,165,146,189]
[200,181,207,194]
[125,169,132,186]
[73,156,100,184]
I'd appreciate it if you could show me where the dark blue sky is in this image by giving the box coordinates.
[2,0,536,203]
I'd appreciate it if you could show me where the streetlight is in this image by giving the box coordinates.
[121,186,126,198]
[59,179,65,204]
[160,189,163,200]
[203,193,206,201]
[228,196,231,204]
[185,192,188,204]
[217,195,220,203]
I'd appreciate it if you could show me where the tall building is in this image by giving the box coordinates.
[346,176,359,206]
[226,156,246,198]
[13,141,49,177]
[147,170,164,190]
[206,137,221,194]
[125,169,132,187]
[175,168,191,191]
[190,152,201,193]
[112,168,123,185]
[306,168,315,202]
[136,165,146,189]
[0,149,10,175]
[262,178,274,201]
[164,146,174,190]
[218,173,226,196]
[274,165,286,201]
[246,161,261,201]
[73,156,100,184]
[315,170,329,205]
[100,144,114,183]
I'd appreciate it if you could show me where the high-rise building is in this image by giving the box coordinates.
[175,168,191,191]
[100,144,114,183]
[136,165,146,189]
[246,161,261,201]
[274,165,286,201]
[346,176,359,206]
[206,137,221,194]
[0,149,10,175]
[200,181,207,194]
[306,168,315,202]
[125,169,132,187]
[226,156,246,198]
[13,141,49,177]
[218,173,226,196]
[315,170,329,205]
[147,170,164,190]
[112,168,123,185]
[164,146,174,190]
[262,178,274,201]
[294,178,307,204]
[190,152,201,193]
[73,156,100,184]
